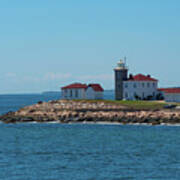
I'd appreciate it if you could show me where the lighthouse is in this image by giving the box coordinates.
[114,59,128,100]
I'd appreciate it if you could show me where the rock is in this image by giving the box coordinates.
[1,100,180,125]
[151,121,161,126]
[37,101,43,105]
[29,109,36,113]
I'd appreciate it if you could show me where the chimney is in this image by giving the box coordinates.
[129,74,133,80]
[147,75,151,78]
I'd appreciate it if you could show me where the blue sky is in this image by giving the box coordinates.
[0,0,180,93]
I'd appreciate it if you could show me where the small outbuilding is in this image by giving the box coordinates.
[61,83,104,100]
[86,84,104,100]
[159,88,180,102]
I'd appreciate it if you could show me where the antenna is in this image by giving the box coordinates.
[124,56,127,65]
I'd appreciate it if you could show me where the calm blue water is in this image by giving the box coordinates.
[0,91,114,115]
[0,92,180,179]
[0,94,61,115]
[0,123,180,179]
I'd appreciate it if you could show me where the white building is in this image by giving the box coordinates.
[61,83,87,100]
[114,60,159,101]
[123,74,158,100]
[159,88,180,102]
[61,83,104,100]
[86,84,104,99]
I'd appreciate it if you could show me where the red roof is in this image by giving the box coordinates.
[61,83,87,90]
[88,84,104,92]
[128,74,158,82]
[61,83,104,92]
[158,88,180,94]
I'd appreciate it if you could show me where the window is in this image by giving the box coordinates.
[125,92,128,98]
[125,84,128,88]
[118,72,121,79]
[64,90,67,98]
[64,90,67,95]
[142,83,145,88]
[147,83,150,88]
[134,92,137,98]
[134,83,137,88]
[75,90,78,98]
[70,90,72,97]
[153,83,156,87]
[116,72,121,79]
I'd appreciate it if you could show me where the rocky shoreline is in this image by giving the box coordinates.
[0,100,180,125]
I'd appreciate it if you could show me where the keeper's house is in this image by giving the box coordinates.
[114,59,158,100]
[158,88,180,103]
[61,83,104,100]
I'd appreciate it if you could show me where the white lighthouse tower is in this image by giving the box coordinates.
[114,59,128,100]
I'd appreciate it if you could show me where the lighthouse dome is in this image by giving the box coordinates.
[115,59,127,70]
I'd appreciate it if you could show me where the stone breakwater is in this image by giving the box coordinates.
[1,100,180,125]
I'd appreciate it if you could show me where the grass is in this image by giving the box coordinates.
[72,99,167,110]
[111,100,166,110]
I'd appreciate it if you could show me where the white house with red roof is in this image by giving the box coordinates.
[158,88,180,102]
[61,83,87,99]
[114,60,159,100]
[61,83,104,100]
[123,74,158,100]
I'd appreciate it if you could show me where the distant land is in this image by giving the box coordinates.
[42,91,61,95]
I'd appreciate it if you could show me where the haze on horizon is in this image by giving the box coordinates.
[0,0,180,94]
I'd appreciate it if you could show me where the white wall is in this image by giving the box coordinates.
[86,87,103,100]
[62,88,86,100]
[165,93,180,102]
[86,87,95,99]
[123,81,158,100]
[62,87,103,100]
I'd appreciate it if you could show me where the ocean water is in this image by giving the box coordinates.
[0,123,180,179]
[0,94,61,115]
[0,90,114,115]
[0,92,180,179]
